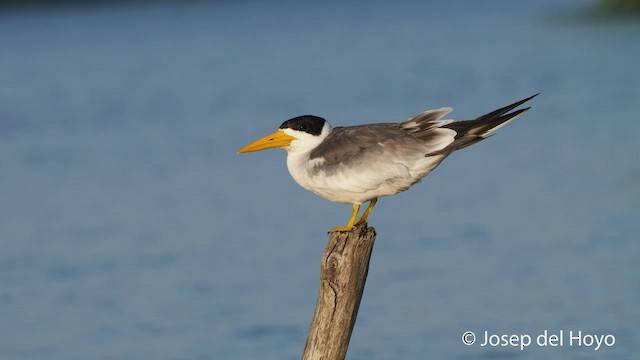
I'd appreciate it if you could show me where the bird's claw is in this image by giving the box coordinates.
[354,219,368,226]
[328,225,356,233]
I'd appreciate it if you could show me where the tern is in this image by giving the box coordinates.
[239,94,537,232]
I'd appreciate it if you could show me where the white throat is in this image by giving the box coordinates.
[284,122,332,192]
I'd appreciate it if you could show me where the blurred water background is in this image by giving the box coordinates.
[1,0,639,359]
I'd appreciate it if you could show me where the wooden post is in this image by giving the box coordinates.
[302,223,377,360]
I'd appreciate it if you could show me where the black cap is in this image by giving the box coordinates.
[279,115,326,136]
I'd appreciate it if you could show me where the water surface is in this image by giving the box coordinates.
[0,1,638,359]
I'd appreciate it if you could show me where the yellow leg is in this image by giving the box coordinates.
[329,203,361,233]
[355,198,377,225]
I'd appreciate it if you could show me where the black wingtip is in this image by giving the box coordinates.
[520,93,540,102]
[475,93,538,122]
[518,93,540,107]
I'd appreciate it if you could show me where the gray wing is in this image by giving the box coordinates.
[309,107,457,166]
[305,110,458,194]
[307,124,432,192]
[310,123,423,165]
[304,95,536,193]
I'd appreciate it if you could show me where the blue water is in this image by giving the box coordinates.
[1,1,639,359]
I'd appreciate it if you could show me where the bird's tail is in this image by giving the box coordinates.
[431,94,538,154]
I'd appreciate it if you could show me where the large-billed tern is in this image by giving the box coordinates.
[239,94,537,232]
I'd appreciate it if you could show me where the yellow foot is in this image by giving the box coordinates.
[328,203,361,233]
[353,219,367,226]
[354,198,377,226]
[328,225,356,233]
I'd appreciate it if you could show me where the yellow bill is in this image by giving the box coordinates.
[238,130,297,153]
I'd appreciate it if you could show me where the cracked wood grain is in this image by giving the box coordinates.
[302,223,377,360]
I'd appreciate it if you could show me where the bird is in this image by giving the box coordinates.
[238,94,537,232]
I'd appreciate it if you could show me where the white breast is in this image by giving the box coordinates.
[286,150,448,204]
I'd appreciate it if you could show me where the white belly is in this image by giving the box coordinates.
[286,152,447,204]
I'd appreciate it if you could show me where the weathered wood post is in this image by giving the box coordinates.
[302,222,377,360]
